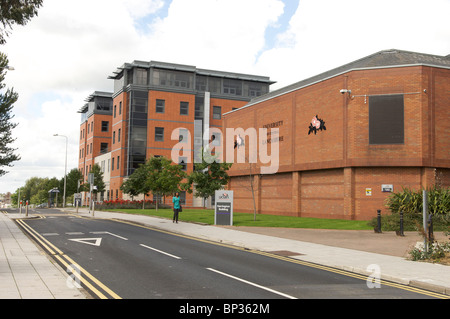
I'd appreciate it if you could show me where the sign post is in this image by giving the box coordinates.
[88,173,94,215]
[74,193,82,213]
[214,190,233,226]
[423,189,428,253]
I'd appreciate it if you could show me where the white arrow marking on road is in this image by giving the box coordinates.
[90,231,128,240]
[69,238,102,246]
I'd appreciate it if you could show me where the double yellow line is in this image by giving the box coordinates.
[251,250,450,299]
[15,218,121,299]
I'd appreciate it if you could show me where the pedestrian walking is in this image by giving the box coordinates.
[172,192,181,223]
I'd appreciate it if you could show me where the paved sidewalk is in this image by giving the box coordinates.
[0,212,86,299]
[69,208,450,297]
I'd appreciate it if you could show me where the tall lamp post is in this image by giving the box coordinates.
[53,134,67,208]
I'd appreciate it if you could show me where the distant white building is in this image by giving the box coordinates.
[94,151,111,202]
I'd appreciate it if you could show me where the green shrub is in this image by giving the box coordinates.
[385,186,449,216]
[368,186,450,232]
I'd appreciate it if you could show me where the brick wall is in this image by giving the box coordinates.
[224,65,450,220]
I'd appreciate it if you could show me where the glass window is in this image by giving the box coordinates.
[156,99,165,113]
[101,121,109,132]
[195,96,204,119]
[209,77,221,94]
[213,106,221,120]
[100,143,108,154]
[155,127,164,141]
[96,97,112,111]
[243,81,268,97]
[130,126,146,150]
[152,69,193,89]
[223,79,242,96]
[196,75,207,91]
[174,72,190,88]
[180,101,189,115]
[135,68,148,85]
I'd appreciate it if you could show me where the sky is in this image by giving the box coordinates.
[1,0,449,194]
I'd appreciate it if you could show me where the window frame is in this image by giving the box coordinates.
[180,101,189,115]
[155,127,164,142]
[212,106,222,120]
[156,99,165,114]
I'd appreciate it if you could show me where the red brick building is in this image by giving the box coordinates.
[223,49,450,220]
[78,61,274,206]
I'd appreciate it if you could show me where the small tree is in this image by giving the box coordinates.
[64,168,83,198]
[81,164,105,201]
[121,163,151,209]
[92,164,105,196]
[183,149,232,206]
[146,156,186,210]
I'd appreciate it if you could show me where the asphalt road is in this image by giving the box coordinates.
[12,208,439,300]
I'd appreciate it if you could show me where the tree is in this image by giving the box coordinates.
[0,1,43,175]
[11,176,59,206]
[145,156,187,210]
[121,163,151,209]
[0,53,19,176]
[86,164,105,196]
[64,168,83,197]
[182,149,232,206]
[0,0,43,44]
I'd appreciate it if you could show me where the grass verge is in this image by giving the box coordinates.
[104,208,372,230]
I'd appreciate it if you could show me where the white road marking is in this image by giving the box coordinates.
[206,268,297,299]
[69,238,102,246]
[90,231,128,240]
[140,244,181,260]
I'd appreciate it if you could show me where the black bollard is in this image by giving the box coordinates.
[375,209,382,233]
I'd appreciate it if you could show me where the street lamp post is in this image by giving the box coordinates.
[53,134,67,208]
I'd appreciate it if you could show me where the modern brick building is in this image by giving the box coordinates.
[223,49,450,220]
[78,61,274,206]
[78,91,113,197]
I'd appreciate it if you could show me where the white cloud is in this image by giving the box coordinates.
[143,0,285,72]
[256,0,450,89]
